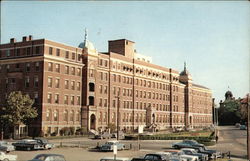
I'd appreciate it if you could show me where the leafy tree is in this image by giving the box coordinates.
[218,99,241,125]
[0,91,38,139]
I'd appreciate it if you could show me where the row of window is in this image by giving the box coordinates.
[46,109,81,122]
[0,62,40,73]
[47,62,81,76]
[48,77,81,91]
[111,74,180,92]
[0,46,42,58]
[48,47,82,62]
[47,93,81,105]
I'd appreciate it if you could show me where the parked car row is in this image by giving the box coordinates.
[172,140,221,160]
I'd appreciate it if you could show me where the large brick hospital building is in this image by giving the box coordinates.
[0,34,213,136]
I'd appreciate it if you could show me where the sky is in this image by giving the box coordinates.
[1,1,249,104]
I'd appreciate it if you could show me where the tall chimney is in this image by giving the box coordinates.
[10,38,16,43]
[22,36,28,42]
[29,35,33,41]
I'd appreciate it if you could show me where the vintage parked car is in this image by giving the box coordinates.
[0,141,15,153]
[131,153,169,161]
[172,140,204,149]
[100,157,131,161]
[189,146,221,159]
[100,140,125,151]
[28,154,66,161]
[164,149,199,161]
[0,151,17,161]
[181,148,208,161]
[13,138,54,151]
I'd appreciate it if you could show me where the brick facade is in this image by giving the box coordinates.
[0,36,213,136]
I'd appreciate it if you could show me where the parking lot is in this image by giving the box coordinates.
[10,147,153,161]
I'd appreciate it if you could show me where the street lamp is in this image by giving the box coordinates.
[115,95,120,140]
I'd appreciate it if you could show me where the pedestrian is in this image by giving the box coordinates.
[215,135,219,143]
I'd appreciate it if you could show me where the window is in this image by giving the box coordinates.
[64,95,68,104]
[70,111,74,121]
[65,66,69,74]
[15,63,20,69]
[99,98,102,107]
[99,85,103,93]
[35,62,40,71]
[71,67,75,75]
[104,99,107,107]
[26,63,30,72]
[27,47,31,55]
[78,54,81,61]
[46,109,51,121]
[71,96,74,105]
[55,64,60,73]
[113,100,116,108]
[54,110,58,121]
[48,62,53,71]
[48,78,52,87]
[76,111,80,121]
[77,68,81,76]
[104,73,108,81]
[6,50,10,57]
[71,81,75,90]
[15,48,20,56]
[65,80,69,89]
[25,77,30,87]
[55,94,59,104]
[55,78,60,88]
[72,52,75,60]
[34,76,39,88]
[49,47,53,55]
[47,93,52,103]
[63,110,68,121]
[35,46,40,55]
[34,92,38,103]
[77,96,80,105]
[6,65,10,72]
[89,69,94,77]
[89,96,94,106]
[65,51,69,58]
[56,49,60,56]
[104,86,107,94]
[77,82,81,91]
